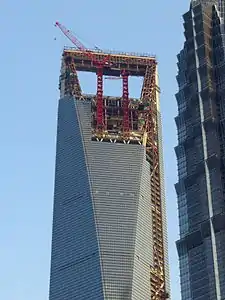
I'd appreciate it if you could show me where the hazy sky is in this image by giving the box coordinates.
[1,1,189,299]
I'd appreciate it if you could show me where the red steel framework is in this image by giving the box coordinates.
[56,21,111,132]
[55,21,169,300]
[56,22,130,136]
[121,69,130,136]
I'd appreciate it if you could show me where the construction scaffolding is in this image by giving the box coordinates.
[59,46,168,299]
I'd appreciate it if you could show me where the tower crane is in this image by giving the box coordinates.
[55,21,130,136]
[55,21,111,132]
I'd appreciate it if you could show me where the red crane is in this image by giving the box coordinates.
[55,21,130,136]
[55,21,111,132]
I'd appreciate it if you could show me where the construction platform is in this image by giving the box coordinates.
[63,47,156,76]
[60,48,159,149]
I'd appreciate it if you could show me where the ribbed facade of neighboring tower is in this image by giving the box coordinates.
[175,1,225,299]
[49,47,170,299]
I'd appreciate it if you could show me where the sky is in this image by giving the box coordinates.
[0,1,188,299]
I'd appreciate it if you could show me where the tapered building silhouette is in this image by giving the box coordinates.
[176,1,225,299]
[49,43,170,299]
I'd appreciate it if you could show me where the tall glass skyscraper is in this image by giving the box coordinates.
[176,1,225,299]
[49,46,170,299]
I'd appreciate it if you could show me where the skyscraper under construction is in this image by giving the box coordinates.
[176,1,225,299]
[49,22,170,299]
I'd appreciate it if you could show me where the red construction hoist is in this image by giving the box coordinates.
[121,70,130,136]
[55,21,111,132]
[55,21,131,136]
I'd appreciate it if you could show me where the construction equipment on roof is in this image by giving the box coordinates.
[55,21,169,300]
[55,21,130,137]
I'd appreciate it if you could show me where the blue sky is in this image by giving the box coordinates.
[1,1,188,299]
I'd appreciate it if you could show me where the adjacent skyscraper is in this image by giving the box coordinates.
[176,1,225,299]
[49,40,170,299]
